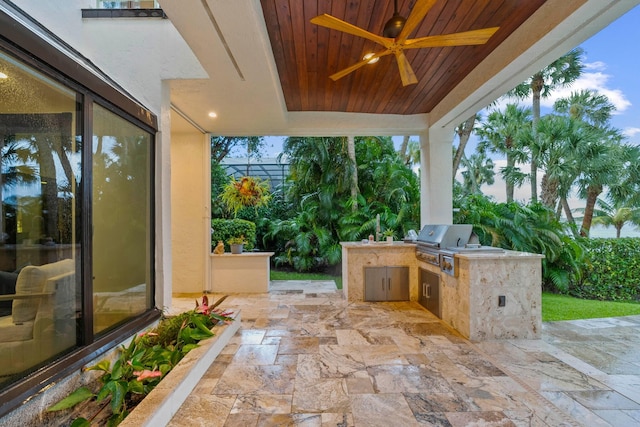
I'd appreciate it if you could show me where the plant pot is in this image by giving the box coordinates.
[230,243,244,254]
[386,236,393,243]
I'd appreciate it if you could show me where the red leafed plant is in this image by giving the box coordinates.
[47,295,233,426]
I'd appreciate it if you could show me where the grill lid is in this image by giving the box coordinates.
[416,224,473,249]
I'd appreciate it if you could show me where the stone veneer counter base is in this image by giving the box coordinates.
[341,242,543,341]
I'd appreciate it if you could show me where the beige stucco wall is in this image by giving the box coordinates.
[170,131,210,294]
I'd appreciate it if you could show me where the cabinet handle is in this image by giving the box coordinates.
[382,278,385,292]
[388,278,391,291]
[422,282,426,297]
[426,285,431,298]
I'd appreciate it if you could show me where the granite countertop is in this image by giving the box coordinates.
[454,249,544,260]
[340,241,417,248]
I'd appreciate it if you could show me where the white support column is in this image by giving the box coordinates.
[419,128,454,226]
[202,133,212,293]
[155,81,173,311]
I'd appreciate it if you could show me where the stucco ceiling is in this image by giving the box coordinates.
[159,0,638,137]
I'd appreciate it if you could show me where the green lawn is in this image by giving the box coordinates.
[270,271,640,322]
[270,270,342,289]
[542,292,640,321]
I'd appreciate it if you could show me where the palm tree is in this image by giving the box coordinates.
[575,133,627,236]
[346,136,358,211]
[578,198,640,238]
[460,151,495,195]
[553,89,615,127]
[534,114,584,211]
[476,104,531,202]
[509,48,585,202]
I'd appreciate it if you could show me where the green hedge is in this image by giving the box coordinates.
[571,238,640,301]
[211,219,256,251]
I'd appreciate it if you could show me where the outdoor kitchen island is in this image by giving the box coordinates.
[341,239,544,341]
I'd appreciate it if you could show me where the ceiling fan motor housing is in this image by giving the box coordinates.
[383,13,406,38]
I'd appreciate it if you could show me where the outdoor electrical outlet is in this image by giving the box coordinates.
[498,295,506,307]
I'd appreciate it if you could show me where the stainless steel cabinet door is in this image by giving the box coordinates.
[419,268,441,318]
[387,267,409,301]
[365,266,409,301]
[364,267,387,301]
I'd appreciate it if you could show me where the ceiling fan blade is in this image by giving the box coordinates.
[311,14,392,48]
[329,50,392,81]
[396,0,438,42]
[395,51,418,86]
[405,27,500,49]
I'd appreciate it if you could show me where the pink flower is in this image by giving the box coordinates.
[133,369,162,381]
[195,295,210,314]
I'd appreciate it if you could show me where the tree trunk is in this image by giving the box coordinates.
[580,185,602,237]
[506,153,515,203]
[530,73,543,203]
[399,135,409,163]
[540,174,558,208]
[616,225,622,238]
[561,197,576,226]
[347,136,358,212]
[452,115,476,180]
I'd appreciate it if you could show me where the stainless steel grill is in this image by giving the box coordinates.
[415,224,503,276]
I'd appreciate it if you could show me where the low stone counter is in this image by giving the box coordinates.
[342,240,544,341]
[210,252,274,293]
[341,241,417,302]
[438,250,544,341]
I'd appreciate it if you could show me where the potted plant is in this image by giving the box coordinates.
[383,229,395,243]
[228,235,247,254]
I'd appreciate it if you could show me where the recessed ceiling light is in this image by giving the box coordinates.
[208,112,217,118]
[362,53,379,64]
[0,72,7,79]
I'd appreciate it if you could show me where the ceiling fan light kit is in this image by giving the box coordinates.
[311,0,499,86]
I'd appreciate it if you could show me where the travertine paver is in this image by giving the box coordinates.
[169,281,640,426]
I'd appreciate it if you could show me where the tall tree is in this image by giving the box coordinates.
[211,136,264,163]
[554,89,615,127]
[398,135,410,163]
[583,198,640,238]
[575,132,626,236]
[460,151,495,195]
[551,89,619,231]
[476,104,531,202]
[509,48,584,202]
[452,115,478,180]
[347,136,358,211]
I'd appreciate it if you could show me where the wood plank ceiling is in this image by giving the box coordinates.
[260,0,546,115]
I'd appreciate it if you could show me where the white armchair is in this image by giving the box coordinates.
[0,259,76,376]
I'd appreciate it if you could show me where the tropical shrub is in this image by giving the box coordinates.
[571,238,640,301]
[267,136,420,271]
[47,296,233,426]
[211,218,256,251]
[454,194,584,292]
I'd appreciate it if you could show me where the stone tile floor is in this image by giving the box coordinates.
[168,281,640,426]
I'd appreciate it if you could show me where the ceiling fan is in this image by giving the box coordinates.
[311,0,499,86]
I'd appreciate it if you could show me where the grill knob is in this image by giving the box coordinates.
[442,260,452,270]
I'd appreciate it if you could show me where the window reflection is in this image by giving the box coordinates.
[0,50,80,384]
[92,104,152,334]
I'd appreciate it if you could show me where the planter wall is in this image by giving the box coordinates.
[120,311,241,426]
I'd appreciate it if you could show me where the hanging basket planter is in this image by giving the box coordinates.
[220,176,271,217]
